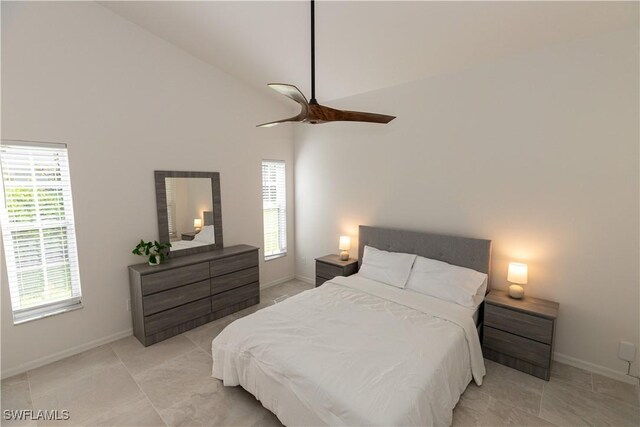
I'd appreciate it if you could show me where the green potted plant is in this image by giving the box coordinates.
[132,240,171,265]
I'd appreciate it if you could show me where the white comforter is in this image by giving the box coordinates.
[169,239,210,251]
[212,275,485,426]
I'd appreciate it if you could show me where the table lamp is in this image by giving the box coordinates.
[194,218,202,232]
[507,262,528,299]
[339,236,351,261]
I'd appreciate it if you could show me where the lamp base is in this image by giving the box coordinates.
[509,284,525,299]
[339,250,349,261]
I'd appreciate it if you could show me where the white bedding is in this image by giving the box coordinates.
[169,239,210,251]
[212,274,486,426]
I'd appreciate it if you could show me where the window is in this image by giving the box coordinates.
[0,141,82,324]
[262,160,286,260]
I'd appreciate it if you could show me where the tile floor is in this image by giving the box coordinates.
[2,279,639,426]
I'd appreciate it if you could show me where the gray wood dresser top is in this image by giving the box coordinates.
[129,244,257,275]
[316,254,359,268]
[485,290,559,320]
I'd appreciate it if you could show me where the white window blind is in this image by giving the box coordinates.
[0,141,83,324]
[165,178,177,239]
[262,160,287,259]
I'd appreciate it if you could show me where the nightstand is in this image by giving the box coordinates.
[181,232,197,241]
[315,255,358,287]
[483,290,559,380]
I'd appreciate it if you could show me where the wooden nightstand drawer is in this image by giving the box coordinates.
[484,326,551,368]
[316,262,344,279]
[485,304,553,344]
[482,290,558,380]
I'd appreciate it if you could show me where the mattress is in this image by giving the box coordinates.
[212,274,485,426]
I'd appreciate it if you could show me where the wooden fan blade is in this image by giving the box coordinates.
[332,109,396,124]
[307,103,395,124]
[267,83,309,107]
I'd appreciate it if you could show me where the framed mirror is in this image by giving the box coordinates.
[154,171,223,257]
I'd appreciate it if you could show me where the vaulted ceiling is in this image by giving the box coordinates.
[101,1,638,103]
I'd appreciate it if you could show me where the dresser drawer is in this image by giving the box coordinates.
[143,279,210,316]
[211,267,259,295]
[316,262,343,280]
[485,304,553,344]
[212,282,259,312]
[142,262,209,295]
[210,252,258,277]
[144,298,211,335]
[484,326,551,368]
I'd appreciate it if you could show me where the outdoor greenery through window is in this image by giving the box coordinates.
[262,160,286,260]
[0,141,82,324]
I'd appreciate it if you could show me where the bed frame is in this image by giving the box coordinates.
[358,225,492,331]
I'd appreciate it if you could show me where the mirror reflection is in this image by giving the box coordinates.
[165,177,215,252]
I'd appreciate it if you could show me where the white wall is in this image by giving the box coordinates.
[172,177,212,238]
[295,27,639,378]
[185,178,213,233]
[1,2,296,376]
[173,178,190,238]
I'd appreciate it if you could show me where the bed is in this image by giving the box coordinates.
[212,225,492,426]
[170,211,215,251]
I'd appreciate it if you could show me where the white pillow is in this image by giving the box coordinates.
[473,277,488,306]
[405,256,488,308]
[358,246,417,288]
[193,225,215,243]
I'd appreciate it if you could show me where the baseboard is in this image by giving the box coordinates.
[554,352,639,385]
[1,328,133,379]
[295,274,314,285]
[260,275,295,290]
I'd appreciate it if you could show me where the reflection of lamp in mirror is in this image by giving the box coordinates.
[507,262,528,299]
[339,236,351,261]
[193,218,202,232]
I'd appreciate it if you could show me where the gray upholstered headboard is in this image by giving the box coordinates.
[358,225,492,290]
[203,211,214,226]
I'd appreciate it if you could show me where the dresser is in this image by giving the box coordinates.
[315,255,359,287]
[129,244,259,346]
[482,290,559,380]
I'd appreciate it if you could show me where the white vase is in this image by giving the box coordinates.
[509,284,524,299]
[149,255,161,266]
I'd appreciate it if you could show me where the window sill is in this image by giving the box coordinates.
[13,302,83,325]
[264,253,287,262]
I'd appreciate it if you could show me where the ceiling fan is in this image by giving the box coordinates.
[257,0,396,127]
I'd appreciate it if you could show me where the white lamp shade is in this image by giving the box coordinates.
[339,236,351,251]
[507,262,528,284]
[194,218,202,228]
